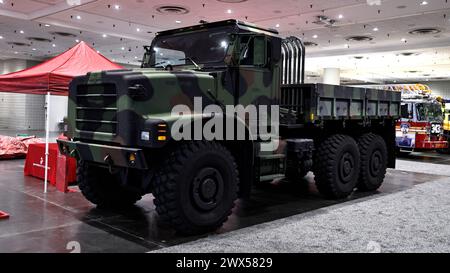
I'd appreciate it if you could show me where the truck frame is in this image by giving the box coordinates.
[58,20,400,235]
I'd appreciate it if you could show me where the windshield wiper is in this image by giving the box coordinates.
[179,57,201,70]
[149,61,169,68]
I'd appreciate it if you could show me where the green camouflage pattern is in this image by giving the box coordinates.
[58,19,400,169]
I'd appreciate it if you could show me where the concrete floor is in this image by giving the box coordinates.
[0,151,449,253]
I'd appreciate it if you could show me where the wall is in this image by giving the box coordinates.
[0,93,45,130]
[419,81,450,98]
[48,95,68,132]
[0,59,48,131]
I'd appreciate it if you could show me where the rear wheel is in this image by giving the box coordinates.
[152,141,239,235]
[357,133,388,191]
[77,161,142,207]
[314,134,360,199]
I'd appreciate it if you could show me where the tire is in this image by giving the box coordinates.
[314,134,360,199]
[357,133,388,192]
[77,161,142,207]
[153,141,239,235]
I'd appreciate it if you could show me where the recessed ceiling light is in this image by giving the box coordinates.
[175,20,182,24]
[14,51,18,54]
[420,1,428,5]
[75,39,80,43]
[121,47,125,50]
[401,38,407,42]
[114,4,120,10]
[102,34,107,38]
[373,27,379,31]
[136,28,141,32]
[275,24,280,28]
[0,36,3,39]
[44,24,51,27]
[32,48,36,51]
[19,30,24,34]
[227,9,232,14]
[313,34,318,39]
[134,56,138,59]
[52,44,56,47]
[96,50,100,53]
[338,14,344,19]
[76,15,81,20]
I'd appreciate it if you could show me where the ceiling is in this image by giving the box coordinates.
[0,0,449,83]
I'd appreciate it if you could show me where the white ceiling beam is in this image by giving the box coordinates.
[0,9,28,20]
[307,39,450,58]
[28,0,100,20]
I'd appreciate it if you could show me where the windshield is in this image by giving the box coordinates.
[416,102,443,123]
[145,27,233,68]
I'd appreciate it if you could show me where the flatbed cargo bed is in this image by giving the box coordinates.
[279,83,401,126]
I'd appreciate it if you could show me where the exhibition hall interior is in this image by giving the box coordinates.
[0,0,450,254]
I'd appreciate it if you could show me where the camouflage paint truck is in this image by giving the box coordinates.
[58,20,401,234]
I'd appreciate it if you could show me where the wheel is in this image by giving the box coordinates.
[314,134,360,199]
[152,141,239,235]
[77,161,142,207]
[357,133,388,191]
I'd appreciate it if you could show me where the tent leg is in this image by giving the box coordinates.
[44,92,51,194]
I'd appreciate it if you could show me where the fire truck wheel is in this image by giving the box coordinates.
[314,134,360,199]
[152,141,239,235]
[77,162,142,208]
[357,133,388,192]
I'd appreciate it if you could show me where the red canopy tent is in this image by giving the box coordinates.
[0,41,124,193]
[0,41,123,96]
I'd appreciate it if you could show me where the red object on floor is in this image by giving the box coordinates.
[24,143,76,190]
[0,211,9,220]
[0,135,43,159]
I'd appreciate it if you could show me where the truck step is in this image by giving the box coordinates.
[258,154,286,160]
[259,174,286,182]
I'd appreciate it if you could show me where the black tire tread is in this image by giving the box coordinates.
[152,141,239,235]
[314,134,359,199]
[357,133,387,191]
[77,162,142,207]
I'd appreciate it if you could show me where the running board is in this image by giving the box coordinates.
[259,174,286,182]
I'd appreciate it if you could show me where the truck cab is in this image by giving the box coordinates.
[397,98,448,152]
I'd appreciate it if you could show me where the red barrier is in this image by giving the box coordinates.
[24,143,76,192]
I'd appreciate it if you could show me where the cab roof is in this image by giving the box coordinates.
[155,19,280,37]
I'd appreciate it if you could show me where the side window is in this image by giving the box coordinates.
[239,36,269,67]
[239,36,254,65]
[400,104,409,119]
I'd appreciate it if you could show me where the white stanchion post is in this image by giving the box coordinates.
[44,92,51,194]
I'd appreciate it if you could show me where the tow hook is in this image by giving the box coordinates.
[104,154,114,173]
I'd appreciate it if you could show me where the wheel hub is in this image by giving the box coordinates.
[339,152,355,183]
[200,178,217,200]
[370,150,382,176]
[192,167,224,211]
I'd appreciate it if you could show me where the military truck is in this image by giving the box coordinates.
[58,20,401,234]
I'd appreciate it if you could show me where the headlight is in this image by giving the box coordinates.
[141,131,150,141]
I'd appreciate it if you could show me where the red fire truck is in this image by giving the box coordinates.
[393,85,448,153]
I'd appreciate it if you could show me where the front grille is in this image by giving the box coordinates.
[75,84,118,134]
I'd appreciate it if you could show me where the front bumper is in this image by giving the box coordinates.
[415,140,449,150]
[57,140,148,170]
